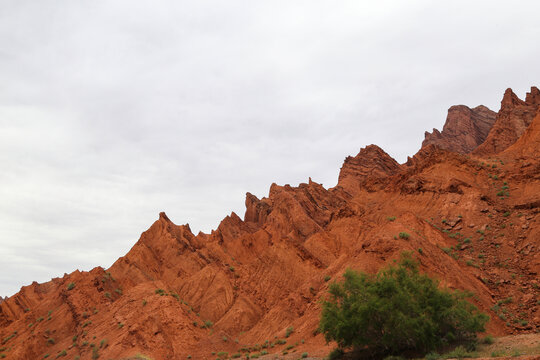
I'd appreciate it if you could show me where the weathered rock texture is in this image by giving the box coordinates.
[474,87,540,155]
[1,87,539,360]
[423,105,497,153]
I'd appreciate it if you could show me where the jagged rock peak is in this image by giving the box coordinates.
[159,211,171,222]
[525,86,540,105]
[422,104,496,154]
[337,145,400,192]
[474,85,540,155]
[501,88,526,109]
[244,192,271,225]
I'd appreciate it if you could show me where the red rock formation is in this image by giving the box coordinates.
[1,88,539,359]
[422,105,496,153]
[474,87,540,155]
[336,144,400,194]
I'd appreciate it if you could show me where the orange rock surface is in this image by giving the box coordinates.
[423,105,497,154]
[1,88,539,359]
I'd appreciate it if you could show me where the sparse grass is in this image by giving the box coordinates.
[201,320,213,329]
[324,275,331,282]
[387,216,396,221]
[134,354,153,360]
[441,345,475,359]
[498,297,513,305]
[91,347,99,360]
[2,332,17,344]
[285,326,294,338]
[155,289,166,296]
[398,232,410,240]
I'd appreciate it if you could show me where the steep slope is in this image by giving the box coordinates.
[422,105,497,153]
[474,87,540,155]
[1,88,539,360]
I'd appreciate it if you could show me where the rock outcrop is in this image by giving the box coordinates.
[336,145,400,194]
[474,87,540,155]
[422,105,497,153]
[1,87,539,359]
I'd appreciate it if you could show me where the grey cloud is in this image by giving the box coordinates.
[1,0,539,296]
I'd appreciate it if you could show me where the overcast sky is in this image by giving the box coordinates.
[1,0,539,297]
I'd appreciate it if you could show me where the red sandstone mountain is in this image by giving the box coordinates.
[1,88,539,359]
[422,105,497,153]
[474,87,540,155]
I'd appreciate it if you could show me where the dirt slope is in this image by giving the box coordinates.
[1,88,539,360]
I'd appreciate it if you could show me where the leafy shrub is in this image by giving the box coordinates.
[324,275,331,282]
[387,216,396,221]
[425,352,440,360]
[319,252,489,358]
[398,232,410,240]
[327,348,344,360]
[67,282,75,291]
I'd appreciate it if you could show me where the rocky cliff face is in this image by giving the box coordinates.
[474,87,540,155]
[422,105,497,153]
[336,145,400,194]
[1,87,539,360]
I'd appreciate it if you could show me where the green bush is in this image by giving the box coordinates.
[67,282,75,291]
[482,335,494,344]
[398,232,410,240]
[327,348,344,360]
[319,252,488,358]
